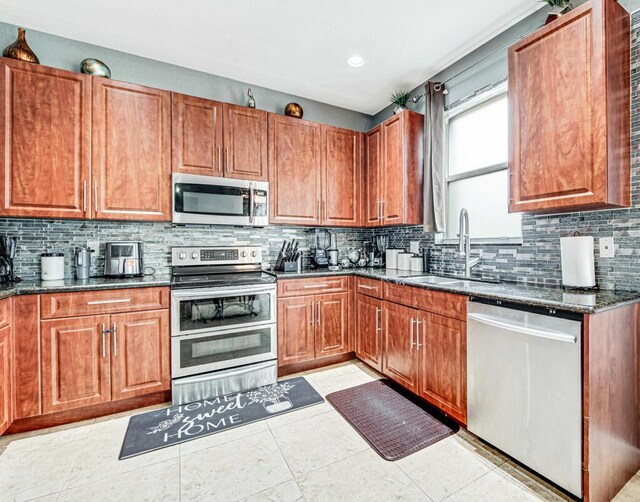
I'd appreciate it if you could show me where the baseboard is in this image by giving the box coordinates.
[278,352,356,376]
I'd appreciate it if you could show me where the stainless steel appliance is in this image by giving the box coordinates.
[467,300,582,497]
[104,241,143,277]
[170,246,277,405]
[74,246,94,280]
[0,236,17,283]
[310,229,331,268]
[172,173,269,227]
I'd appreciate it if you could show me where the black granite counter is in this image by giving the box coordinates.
[0,275,171,300]
[271,267,640,314]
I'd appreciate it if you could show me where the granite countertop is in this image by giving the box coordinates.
[0,274,171,300]
[271,267,640,314]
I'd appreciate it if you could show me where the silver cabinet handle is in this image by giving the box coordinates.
[101,323,106,358]
[94,181,98,213]
[217,145,222,172]
[87,298,131,305]
[317,200,321,222]
[303,284,329,289]
[358,284,376,290]
[375,307,380,333]
[410,318,415,351]
[416,318,422,349]
[112,322,117,357]
[82,180,87,213]
[225,146,230,173]
[381,200,385,221]
[317,302,321,325]
[311,301,315,325]
[323,200,327,222]
[378,201,382,222]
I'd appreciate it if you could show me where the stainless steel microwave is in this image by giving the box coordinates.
[172,173,269,226]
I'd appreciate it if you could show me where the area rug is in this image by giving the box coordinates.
[120,377,323,459]
[326,379,457,461]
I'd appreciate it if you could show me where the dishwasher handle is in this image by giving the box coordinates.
[468,312,577,344]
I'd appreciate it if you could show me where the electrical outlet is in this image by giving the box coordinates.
[87,240,100,253]
[599,237,614,258]
[409,241,420,254]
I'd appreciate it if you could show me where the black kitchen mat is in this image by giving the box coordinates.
[119,377,323,459]
[326,379,457,461]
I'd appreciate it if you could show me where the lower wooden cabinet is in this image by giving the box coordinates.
[382,301,419,393]
[0,323,12,435]
[278,296,316,365]
[315,293,349,358]
[355,293,383,372]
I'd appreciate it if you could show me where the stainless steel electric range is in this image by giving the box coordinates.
[170,246,277,405]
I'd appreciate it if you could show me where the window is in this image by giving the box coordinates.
[443,84,522,243]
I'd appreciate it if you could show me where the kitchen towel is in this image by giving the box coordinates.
[560,235,595,288]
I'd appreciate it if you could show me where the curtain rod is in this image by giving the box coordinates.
[412,22,544,101]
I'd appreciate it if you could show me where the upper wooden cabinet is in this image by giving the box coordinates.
[223,103,268,181]
[365,110,424,227]
[0,58,91,219]
[508,0,630,213]
[92,79,172,221]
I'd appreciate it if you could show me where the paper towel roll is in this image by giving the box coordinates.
[560,236,595,288]
[386,249,402,269]
[397,253,413,271]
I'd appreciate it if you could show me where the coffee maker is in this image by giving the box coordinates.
[0,236,18,283]
[310,229,331,269]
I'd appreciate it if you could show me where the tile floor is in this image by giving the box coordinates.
[1,360,639,501]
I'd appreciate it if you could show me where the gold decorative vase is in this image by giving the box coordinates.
[2,28,40,64]
[284,102,303,119]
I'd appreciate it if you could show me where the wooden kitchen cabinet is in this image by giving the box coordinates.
[508,0,630,213]
[382,301,419,393]
[223,103,268,181]
[41,315,112,414]
[111,310,170,400]
[0,323,12,435]
[315,293,349,358]
[355,293,383,372]
[172,93,224,176]
[0,58,92,219]
[278,296,316,365]
[92,79,172,221]
[365,110,424,227]
[417,313,467,423]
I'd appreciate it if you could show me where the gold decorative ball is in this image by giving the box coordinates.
[284,102,303,119]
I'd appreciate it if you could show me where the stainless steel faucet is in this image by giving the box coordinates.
[458,208,480,278]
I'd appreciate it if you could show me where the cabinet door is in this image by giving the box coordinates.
[269,114,321,225]
[382,301,418,392]
[315,293,349,358]
[93,79,171,221]
[278,296,316,366]
[172,93,223,176]
[365,126,382,226]
[382,114,405,225]
[355,294,382,372]
[41,315,111,414]
[0,325,11,435]
[509,6,605,213]
[223,103,268,181]
[111,310,170,401]
[0,59,91,219]
[321,126,361,226]
[418,313,467,423]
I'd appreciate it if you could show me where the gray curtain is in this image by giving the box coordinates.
[423,82,446,233]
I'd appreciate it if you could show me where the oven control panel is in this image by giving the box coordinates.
[171,246,262,266]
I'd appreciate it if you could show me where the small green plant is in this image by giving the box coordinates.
[390,90,411,108]
[541,0,572,6]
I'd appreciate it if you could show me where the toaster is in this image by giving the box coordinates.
[104,241,144,277]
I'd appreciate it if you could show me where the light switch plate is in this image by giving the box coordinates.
[599,237,614,258]
[87,240,100,253]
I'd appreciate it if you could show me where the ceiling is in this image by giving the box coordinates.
[0,0,541,115]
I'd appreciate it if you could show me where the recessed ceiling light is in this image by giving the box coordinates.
[346,55,365,68]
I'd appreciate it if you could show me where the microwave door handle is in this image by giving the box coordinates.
[249,185,254,224]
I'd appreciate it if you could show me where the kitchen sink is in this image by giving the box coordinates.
[408,275,463,285]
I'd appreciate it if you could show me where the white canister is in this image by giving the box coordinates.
[397,253,413,271]
[385,249,402,269]
[41,253,65,281]
[410,256,423,273]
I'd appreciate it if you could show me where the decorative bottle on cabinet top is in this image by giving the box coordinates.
[2,28,39,64]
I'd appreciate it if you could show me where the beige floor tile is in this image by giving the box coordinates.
[613,473,640,501]
[305,362,363,382]
[179,419,269,456]
[296,449,430,502]
[396,433,506,502]
[241,479,304,502]
[314,369,378,395]
[57,458,179,502]
[93,402,170,423]
[266,401,332,430]
[1,421,93,456]
[64,416,179,489]
[271,410,368,477]
[181,430,292,502]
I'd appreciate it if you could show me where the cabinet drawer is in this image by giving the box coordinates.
[278,276,349,298]
[0,298,10,330]
[383,282,467,321]
[41,287,170,319]
[354,277,383,299]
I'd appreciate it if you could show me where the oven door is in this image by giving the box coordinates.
[171,323,277,378]
[172,173,269,226]
[171,285,276,336]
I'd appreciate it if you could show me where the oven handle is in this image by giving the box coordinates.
[174,360,276,385]
[171,286,276,299]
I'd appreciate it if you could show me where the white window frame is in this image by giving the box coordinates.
[440,82,522,245]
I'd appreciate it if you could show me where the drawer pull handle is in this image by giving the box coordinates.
[87,298,131,305]
[358,284,376,290]
[303,284,330,289]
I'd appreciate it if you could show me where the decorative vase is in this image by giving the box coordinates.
[545,2,573,25]
[284,102,303,119]
[264,397,293,414]
[2,28,39,64]
[80,58,111,78]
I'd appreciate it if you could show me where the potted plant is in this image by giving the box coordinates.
[390,90,411,115]
[543,0,573,25]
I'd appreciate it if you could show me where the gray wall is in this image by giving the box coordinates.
[0,22,372,132]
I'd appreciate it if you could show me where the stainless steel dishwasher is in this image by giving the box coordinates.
[467,300,582,498]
